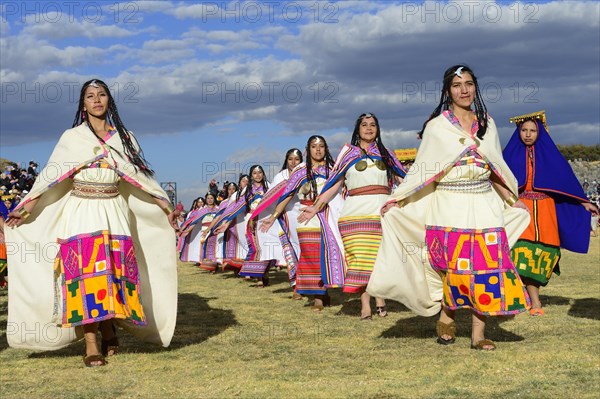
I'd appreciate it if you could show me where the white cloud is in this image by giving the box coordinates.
[21,16,138,39]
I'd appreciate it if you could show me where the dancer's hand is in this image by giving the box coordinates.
[259,217,275,233]
[512,200,529,213]
[381,201,398,217]
[298,205,317,224]
[583,202,599,216]
[167,209,181,230]
[6,210,26,228]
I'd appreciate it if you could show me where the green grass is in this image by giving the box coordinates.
[1,238,599,398]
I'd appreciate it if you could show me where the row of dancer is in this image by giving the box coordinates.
[179,64,598,352]
[178,113,406,318]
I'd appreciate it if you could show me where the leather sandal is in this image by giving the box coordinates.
[376,306,388,317]
[360,313,372,321]
[101,323,119,357]
[529,308,545,316]
[436,320,457,345]
[101,336,119,357]
[83,354,107,367]
[470,339,497,351]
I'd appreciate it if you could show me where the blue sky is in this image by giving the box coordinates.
[1,1,599,207]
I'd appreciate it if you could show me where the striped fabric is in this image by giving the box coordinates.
[296,228,326,295]
[338,216,382,293]
[200,232,218,272]
[239,259,276,278]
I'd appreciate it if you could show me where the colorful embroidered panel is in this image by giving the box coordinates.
[426,225,529,316]
[54,230,146,327]
[338,216,382,294]
[511,239,561,286]
[295,228,326,295]
[239,259,276,278]
[278,213,299,285]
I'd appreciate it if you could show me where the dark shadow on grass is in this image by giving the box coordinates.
[336,298,411,317]
[380,311,525,342]
[539,294,571,306]
[272,286,294,295]
[568,298,600,321]
[28,293,238,359]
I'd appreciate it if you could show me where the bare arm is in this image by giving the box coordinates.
[582,202,599,216]
[490,174,528,211]
[259,195,294,233]
[5,197,40,228]
[297,179,344,224]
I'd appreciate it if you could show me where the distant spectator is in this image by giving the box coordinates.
[208,179,219,197]
[28,161,39,177]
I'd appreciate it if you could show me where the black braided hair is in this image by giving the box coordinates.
[72,79,154,177]
[350,113,397,184]
[235,174,249,201]
[281,148,303,171]
[417,65,488,140]
[245,165,268,212]
[305,135,335,201]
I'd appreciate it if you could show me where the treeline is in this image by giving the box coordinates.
[557,145,600,161]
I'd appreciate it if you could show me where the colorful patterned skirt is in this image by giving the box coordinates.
[223,216,247,272]
[239,214,278,278]
[426,226,529,316]
[54,230,145,326]
[295,228,326,295]
[200,223,219,272]
[338,215,382,294]
[511,193,561,286]
[425,173,529,316]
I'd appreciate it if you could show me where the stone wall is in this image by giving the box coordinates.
[569,160,600,185]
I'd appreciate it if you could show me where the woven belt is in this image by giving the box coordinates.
[71,181,119,199]
[300,200,315,206]
[520,190,549,200]
[347,185,391,196]
[437,180,491,194]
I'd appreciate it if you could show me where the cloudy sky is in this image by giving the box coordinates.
[1,0,599,207]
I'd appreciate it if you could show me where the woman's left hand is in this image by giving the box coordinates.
[583,202,599,216]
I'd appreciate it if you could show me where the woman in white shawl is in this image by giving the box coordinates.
[4,79,179,366]
[367,65,531,350]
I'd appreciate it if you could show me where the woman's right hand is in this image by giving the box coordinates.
[259,217,275,233]
[5,210,25,228]
[213,221,230,235]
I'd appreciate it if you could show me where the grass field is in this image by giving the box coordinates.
[1,237,598,398]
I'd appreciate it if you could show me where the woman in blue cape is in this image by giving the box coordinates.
[503,111,598,316]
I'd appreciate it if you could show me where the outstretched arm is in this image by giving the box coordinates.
[6,197,40,228]
[297,179,344,224]
[259,195,294,233]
